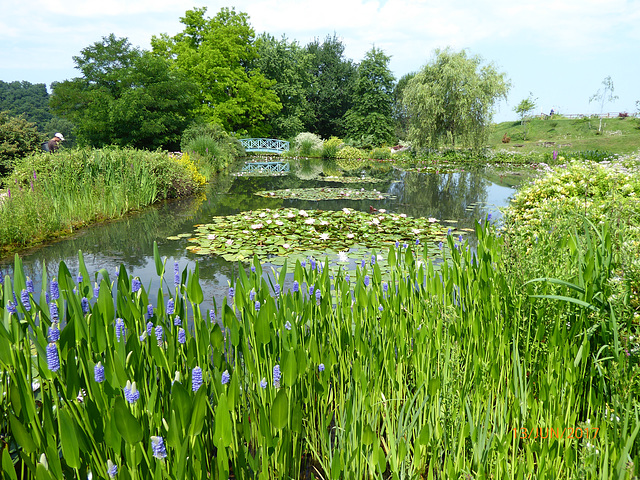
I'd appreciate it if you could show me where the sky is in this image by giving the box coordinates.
[2,0,639,123]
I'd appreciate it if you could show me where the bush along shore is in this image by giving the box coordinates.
[0,147,212,255]
[1,146,640,480]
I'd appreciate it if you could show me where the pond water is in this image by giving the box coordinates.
[0,159,531,310]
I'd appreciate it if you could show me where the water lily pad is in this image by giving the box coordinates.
[254,187,391,201]
[322,176,383,184]
[185,207,451,264]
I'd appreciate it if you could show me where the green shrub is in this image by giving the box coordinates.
[0,111,42,175]
[293,132,323,153]
[336,145,367,160]
[321,136,343,159]
[369,147,392,160]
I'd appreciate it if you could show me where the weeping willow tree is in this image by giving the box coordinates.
[403,48,510,151]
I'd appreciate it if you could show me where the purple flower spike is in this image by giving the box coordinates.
[124,381,140,403]
[151,436,167,459]
[192,366,203,392]
[255,301,261,312]
[209,310,216,322]
[147,304,154,319]
[293,280,299,293]
[132,278,141,293]
[174,315,181,326]
[260,378,267,389]
[94,362,105,383]
[26,278,34,293]
[50,280,59,300]
[284,321,292,331]
[178,328,186,344]
[146,321,153,336]
[115,318,125,341]
[315,289,321,305]
[21,290,31,312]
[48,324,60,342]
[166,298,175,315]
[274,284,280,298]
[155,325,163,345]
[364,275,370,287]
[49,302,59,322]
[273,365,281,388]
[81,297,89,314]
[221,370,230,385]
[318,363,325,372]
[46,343,60,372]
[309,285,314,296]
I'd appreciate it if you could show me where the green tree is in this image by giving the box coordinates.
[0,111,42,175]
[50,35,197,150]
[304,34,357,139]
[344,46,396,148]
[513,92,537,140]
[255,34,314,139]
[151,7,281,136]
[589,76,618,133]
[0,80,52,130]
[392,72,416,141]
[402,48,510,150]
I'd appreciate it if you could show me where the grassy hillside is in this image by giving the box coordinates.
[489,115,640,154]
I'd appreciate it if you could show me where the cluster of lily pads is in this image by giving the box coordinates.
[254,187,391,201]
[178,207,456,266]
[321,175,383,184]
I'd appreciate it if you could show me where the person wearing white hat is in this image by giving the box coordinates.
[47,133,65,153]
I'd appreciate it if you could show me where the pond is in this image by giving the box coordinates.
[0,158,532,311]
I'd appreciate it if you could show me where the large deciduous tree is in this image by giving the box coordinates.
[0,111,42,174]
[50,34,197,150]
[151,7,281,136]
[0,81,52,130]
[403,48,510,150]
[255,34,314,139]
[304,34,356,139]
[344,46,395,147]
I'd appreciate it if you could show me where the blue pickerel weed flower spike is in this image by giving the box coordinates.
[107,460,117,478]
[115,318,125,341]
[315,289,321,305]
[132,278,141,293]
[371,254,376,265]
[146,304,153,319]
[251,265,256,273]
[301,260,306,268]
[361,259,365,269]
[146,321,153,337]
[310,258,316,270]
[6,301,16,314]
[77,273,83,283]
[192,366,203,392]
[345,274,350,283]
[166,298,174,315]
[178,328,186,344]
[26,277,34,293]
[151,436,167,459]
[383,282,388,293]
[49,302,59,322]
[228,287,234,299]
[209,310,216,322]
[255,301,260,312]
[81,297,90,314]
[124,381,140,403]
[416,238,420,245]
[48,324,60,342]
[249,289,255,301]
[260,378,267,389]
[402,243,408,249]
[308,285,314,296]
[274,284,280,298]
[364,275,370,287]
[221,370,230,385]
[174,315,181,326]
[93,283,100,299]
[46,343,60,372]
[21,290,30,311]
[94,362,105,383]
[273,364,281,388]
[155,325,163,345]
[293,280,299,293]
[50,280,59,300]
[318,363,325,372]
[395,240,400,248]
[439,241,444,250]
[284,321,292,331]
[379,304,384,312]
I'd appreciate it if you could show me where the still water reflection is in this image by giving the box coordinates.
[0,159,527,310]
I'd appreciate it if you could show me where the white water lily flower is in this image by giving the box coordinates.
[337,251,349,262]
[273,213,280,218]
[287,211,296,218]
[243,215,250,220]
[207,234,217,240]
[305,218,315,224]
[242,230,249,234]
[371,218,380,225]
[320,220,329,226]
[251,224,263,230]
[412,228,421,234]
[342,208,352,214]
[275,220,284,226]
[283,243,291,249]
[378,209,386,213]
[319,233,330,241]
[428,217,438,223]
[259,212,267,218]
[226,239,233,246]
[266,219,272,224]
[400,213,407,218]
[346,233,355,239]
[299,210,308,217]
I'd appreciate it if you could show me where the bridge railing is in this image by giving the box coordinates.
[239,138,290,153]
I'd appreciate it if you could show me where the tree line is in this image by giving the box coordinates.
[1,6,510,156]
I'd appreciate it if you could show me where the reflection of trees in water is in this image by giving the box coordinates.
[392,171,490,221]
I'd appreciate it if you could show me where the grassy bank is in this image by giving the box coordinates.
[1,154,639,478]
[489,115,640,154]
[0,148,207,255]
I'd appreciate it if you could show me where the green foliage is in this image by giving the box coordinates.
[514,92,537,140]
[392,72,416,140]
[0,147,206,250]
[151,7,281,136]
[0,80,52,130]
[335,145,367,160]
[403,48,510,151]
[255,34,314,139]
[321,136,343,159]
[304,34,357,139]
[51,35,197,150]
[292,132,323,156]
[589,76,618,133]
[370,147,392,160]
[0,111,42,175]
[344,47,396,146]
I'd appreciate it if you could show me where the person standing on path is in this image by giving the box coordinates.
[47,133,65,153]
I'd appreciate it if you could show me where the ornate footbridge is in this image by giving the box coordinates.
[239,138,290,154]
